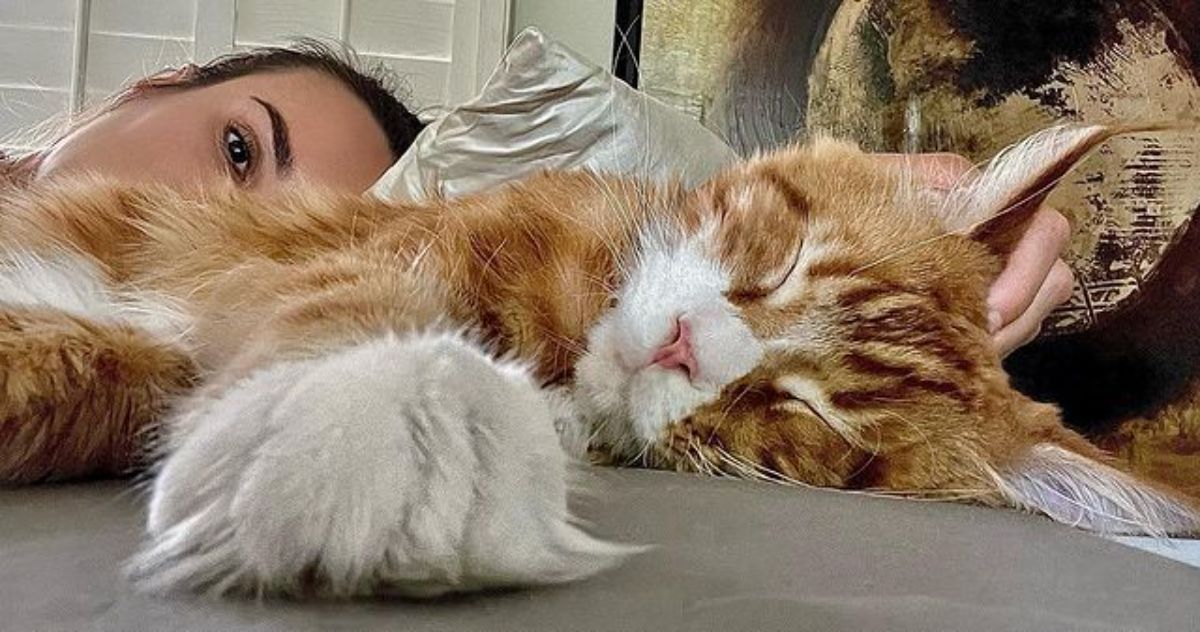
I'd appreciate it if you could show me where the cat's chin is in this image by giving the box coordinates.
[573,356,720,460]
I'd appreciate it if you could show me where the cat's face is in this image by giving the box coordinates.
[575,126,1192,514]
[575,137,999,489]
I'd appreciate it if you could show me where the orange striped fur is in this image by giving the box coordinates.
[0,125,1195,543]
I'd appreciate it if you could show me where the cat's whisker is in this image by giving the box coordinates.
[630,439,654,469]
[693,440,730,479]
[704,384,756,444]
[709,444,1002,506]
[608,404,997,504]
[712,445,813,489]
[575,173,639,278]
[729,457,784,486]
[711,447,764,482]
[527,321,588,357]
[859,488,997,504]
[796,395,867,452]
[408,229,440,272]
[841,425,882,478]
[538,178,630,261]
[875,409,935,456]
[685,438,717,477]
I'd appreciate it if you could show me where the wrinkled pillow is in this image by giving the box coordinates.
[371,28,737,202]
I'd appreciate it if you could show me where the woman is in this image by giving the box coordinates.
[1,40,423,194]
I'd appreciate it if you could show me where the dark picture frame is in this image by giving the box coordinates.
[612,0,644,87]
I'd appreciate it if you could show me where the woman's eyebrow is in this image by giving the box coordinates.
[251,96,293,175]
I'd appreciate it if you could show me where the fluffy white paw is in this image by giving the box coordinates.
[128,332,633,597]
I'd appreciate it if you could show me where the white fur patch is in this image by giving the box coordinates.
[0,251,115,318]
[575,223,762,457]
[0,250,192,344]
[992,443,1199,537]
[130,332,632,597]
[939,124,1108,233]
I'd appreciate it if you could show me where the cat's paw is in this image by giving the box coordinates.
[128,332,633,597]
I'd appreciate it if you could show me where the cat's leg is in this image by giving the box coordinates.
[129,265,632,597]
[0,248,197,484]
[0,305,195,483]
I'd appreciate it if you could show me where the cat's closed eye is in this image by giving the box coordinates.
[725,246,803,305]
[767,246,803,293]
[775,394,822,418]
[773,377,826,411]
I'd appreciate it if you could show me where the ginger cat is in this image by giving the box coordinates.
[0,124,1196,597]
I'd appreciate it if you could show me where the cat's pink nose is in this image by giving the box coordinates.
[650,318,698,379]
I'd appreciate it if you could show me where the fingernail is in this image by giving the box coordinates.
[987,310,1002,333]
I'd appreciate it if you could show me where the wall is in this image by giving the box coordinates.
[509,0,613,67]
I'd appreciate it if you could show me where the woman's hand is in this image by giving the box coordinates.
[872,153,1074,357]
[985,205,1074,356]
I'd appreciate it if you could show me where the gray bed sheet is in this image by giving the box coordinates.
[3,469,1197,631]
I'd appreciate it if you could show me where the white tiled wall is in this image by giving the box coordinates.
[0,1,77,145]
[1,0,510,150]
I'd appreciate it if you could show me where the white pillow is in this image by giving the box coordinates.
[371,28,737,202]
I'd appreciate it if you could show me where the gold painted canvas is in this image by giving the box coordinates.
[640,0,1200,498]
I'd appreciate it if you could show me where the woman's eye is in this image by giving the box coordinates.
[224,127,253,179]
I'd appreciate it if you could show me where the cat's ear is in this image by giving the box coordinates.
[940,124,1154,252]
[995,443,1199,536]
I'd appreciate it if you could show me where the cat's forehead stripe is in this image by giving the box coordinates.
[756,165,810,218]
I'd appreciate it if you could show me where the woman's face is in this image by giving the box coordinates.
[35,68,395,193]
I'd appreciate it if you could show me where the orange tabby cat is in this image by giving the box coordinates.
[0,124,1195,597]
